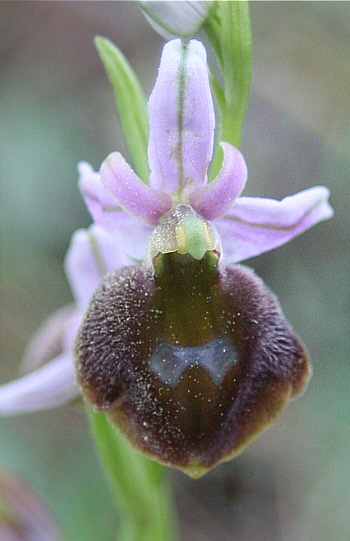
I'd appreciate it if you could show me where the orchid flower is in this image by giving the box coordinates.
[0,224,131,415]
[81,40,332,264]
[0,39,333,477]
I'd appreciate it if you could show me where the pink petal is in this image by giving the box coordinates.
[216,186,334,262]
[0,354,78,416]
[64,224,131,310]
[147,39,214,193]
[189,142,247,220]
[100,152,172,225]
[78,162,153,260]
[78,161,121,230]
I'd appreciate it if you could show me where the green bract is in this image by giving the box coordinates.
[94,36,150,183]
[203,1,252,177]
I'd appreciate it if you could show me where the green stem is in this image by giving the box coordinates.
[204,0,252,179]
[87,408,178,541]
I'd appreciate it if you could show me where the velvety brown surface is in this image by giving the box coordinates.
[76,254,310,475]
[1,2,348,538]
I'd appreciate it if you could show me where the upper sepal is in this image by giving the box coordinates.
[148,39,215,194]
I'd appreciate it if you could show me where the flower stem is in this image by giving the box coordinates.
[87,407,178,541]
[204,0,252,179]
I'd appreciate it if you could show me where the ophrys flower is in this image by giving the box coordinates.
[0,39,333,477]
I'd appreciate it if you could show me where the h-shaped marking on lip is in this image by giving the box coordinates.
[149,338,237,388]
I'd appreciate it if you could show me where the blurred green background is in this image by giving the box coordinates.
[1,2,349,540]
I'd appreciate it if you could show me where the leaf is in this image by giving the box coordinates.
[94,36,150,184]
[220,1,252,121]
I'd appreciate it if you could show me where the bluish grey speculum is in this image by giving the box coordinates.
[76,211,311,477]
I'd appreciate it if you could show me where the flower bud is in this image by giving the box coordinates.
[139,1,216,40]
[76,210,311,478]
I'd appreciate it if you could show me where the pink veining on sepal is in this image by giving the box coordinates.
[215,186,334,262]
[64,224,131,311]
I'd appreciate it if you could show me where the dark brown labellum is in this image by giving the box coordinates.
[75,252,311,478]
